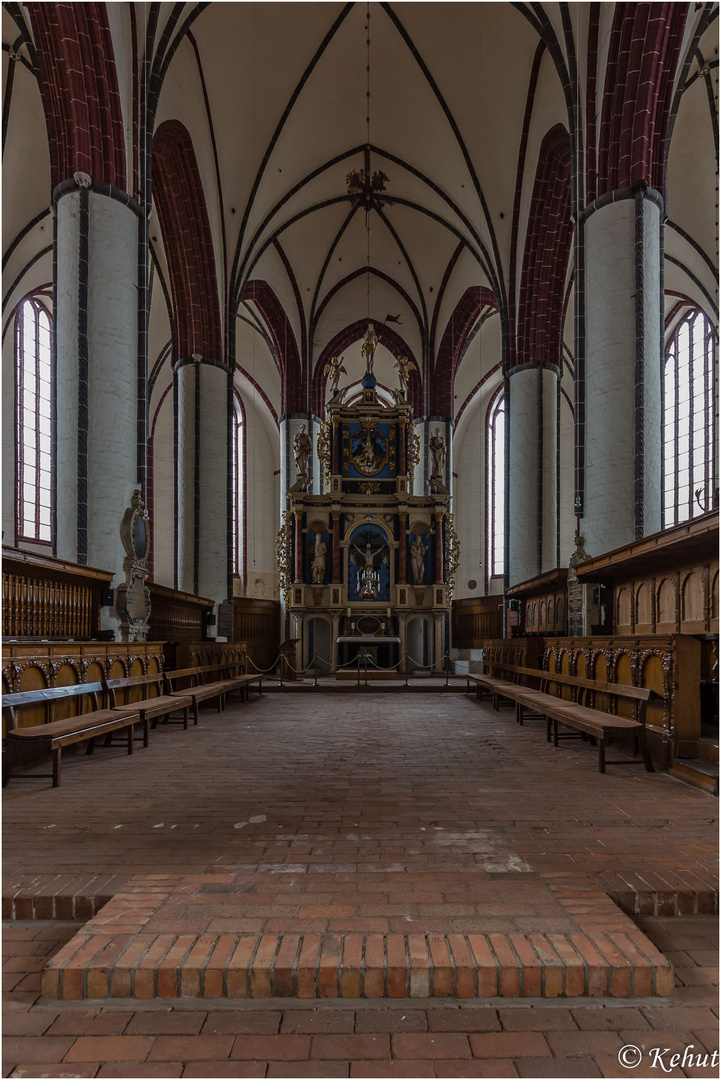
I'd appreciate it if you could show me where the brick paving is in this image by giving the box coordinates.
[2,691,719,1073]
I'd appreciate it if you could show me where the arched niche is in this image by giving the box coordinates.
[656,577,677,632]
[635,581,653,632]
[681,570,705,629]
[616,586,632,634]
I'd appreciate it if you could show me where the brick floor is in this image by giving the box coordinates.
[2,692,719,1074]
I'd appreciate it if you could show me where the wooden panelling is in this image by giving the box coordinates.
[505,569,569,636]
[1,642,164,733]
[524,590,567,635]
[575,511,718,636]
[2,547,113,641]
[452,597,503,648]
[542,635,702,763]
[148,583,212,647]
[474,637,541,670]
[613,560,718,636]
[175,641,250,671]
[233,598,280,674]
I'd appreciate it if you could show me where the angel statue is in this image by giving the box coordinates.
[323,354,347,396]
[361,321,378,375]
[394,355,416,394]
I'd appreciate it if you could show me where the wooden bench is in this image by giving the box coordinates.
[468,660,658,774]
[105,672,193,732]
[2,683,141,787]
[164,667,227,725]
[202,661,263,703]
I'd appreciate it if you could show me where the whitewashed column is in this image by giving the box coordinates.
[507,366,559,586]
[54,176,140,635]
[175,356,230,630]
[583,188,662,555]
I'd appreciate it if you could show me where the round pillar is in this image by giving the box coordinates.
[54,178,140,635]
[582,189,662,554]
[507,366,559,586]
[175,357,229,621]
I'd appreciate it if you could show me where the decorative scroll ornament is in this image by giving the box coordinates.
[444,512,460,610]
[316,420,332,485]
[406,421,421,480]
[117,489,151,642]
[276,509,293,606]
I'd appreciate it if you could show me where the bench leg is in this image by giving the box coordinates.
[516,702,523,726]
[127,725,133,754]
[639,730,655,773]
[183,706,189,731]
[193,701,199,725]
[553,719,559,747]
[85,738,96,755]
[546,716,552,742]
[52,747,61,787]
[143,717,150,748]
[598,737,605,773]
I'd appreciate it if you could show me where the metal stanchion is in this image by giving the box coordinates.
[313,655,318,688]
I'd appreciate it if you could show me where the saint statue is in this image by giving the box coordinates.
[293,424,312,485]
[311,532,327,584]
[429,428,446,480]
[410,535,427,585]
[394,355,416,394]
[361,321,378,374]
[323,354,347,396]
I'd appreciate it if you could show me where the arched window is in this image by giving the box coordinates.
[486,386,505,582]
[664,309,717,527]
[232,398,245,577]
[15,297,53,544]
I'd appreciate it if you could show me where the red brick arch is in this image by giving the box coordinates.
[26,2,126,191]
[517,124,572,369]
[152,121,222,363]
[431,287,497,418]
[313,321,423,418]
[241,280,302,415]
[597,4,688,195]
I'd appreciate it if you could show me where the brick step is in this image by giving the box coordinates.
[39,872,674,1001]
[41,926,673,1001]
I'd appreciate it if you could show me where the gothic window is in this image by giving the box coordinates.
[15,296,53,544]
[232,399,244,576]
[486,386,505,581]
[664,309,716,527]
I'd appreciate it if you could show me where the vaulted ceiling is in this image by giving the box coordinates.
[3,2,718,422]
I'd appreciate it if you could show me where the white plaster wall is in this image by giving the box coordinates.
[198,364,229,604]
[151,391,174,588]
[453,401,484,599]
[642,199,662,537]
[245,400,280,600]
[54,192,81,562]
[86,193,139,592]
[176,364,196,592]
[508,368,538,585]
[559,391,575,567]
[584,199,636,556]
[541,368,558,572]
[2,324,16,542]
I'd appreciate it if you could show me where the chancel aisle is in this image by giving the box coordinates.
[277,324,458,677]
